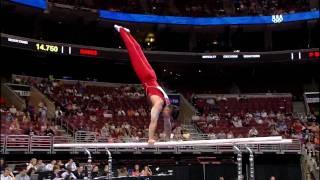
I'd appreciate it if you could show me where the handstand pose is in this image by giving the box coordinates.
[114,25,171,144]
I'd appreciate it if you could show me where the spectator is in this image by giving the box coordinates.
[9,118,21,132]
[100,124,110,137]
[134,110,140,117]
[1,168,15,180]
[219,177,224,180]
[268,111,276,118]
[131,164,140,177]
[26,126,36,136]
[74,166,85,179]
[302,129,312,142]
[243,117,251,127]
[248,127,259,137]
[254,111,261,118]
[127,109,135,117]
[117,166,128,177]
[200,114,207,121]
[255,117,264,124]
[117,109,126,116]
[22,113,30,123]
[141,166,152,176]
[270,176,276,180]
[27,158,37,172]
[276,119,288,132]
[56,160,64,170]
[182,130,191,140]
[267,119,276,129]
[140,109,147,117]
[226,130,234,139]
[91,165,100,178]
[212,113,220,126]
[261,110,267,118]
[5,113,14,122]
[102,165,110,176]
[270,127,279,136]
[9,105,17,115]
[103,110,112,118]
[15,168,30,180]
[0,158,6,172]
[173,126,183,140]
[308,122,319,134]
[89,114,97,122]
[44,126,55,136]
[207,113,214,123]
[76,110,84,117]
[65,159,77,171]
[305,140,316,156]
[36,160,46,172]
[192,114,200,121]
[217,131,227,139]
[61,165,77,179]
[209,132,217,139]
[292,120,304,134]
[232,117,243,128]
[51,166,61,179]
[289,127,302,139]
[45,160,56,171]
[39,104,48,123]
[307,113,317,122]
[55,106,63,120]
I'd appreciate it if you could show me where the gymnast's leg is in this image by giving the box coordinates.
[116,26,156,83]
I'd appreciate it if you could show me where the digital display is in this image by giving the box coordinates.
[1,33,319,63]
[79,48,98,56]
[308,51,320,59]
[36,43,60,53]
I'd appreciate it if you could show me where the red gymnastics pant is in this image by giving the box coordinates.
[119,28,170,105]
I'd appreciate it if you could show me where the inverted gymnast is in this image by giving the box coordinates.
[114,25,172,144]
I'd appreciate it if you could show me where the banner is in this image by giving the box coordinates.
[11,0,47,9]
[99,10,319,26]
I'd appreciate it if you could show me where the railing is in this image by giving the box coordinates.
[0,134,302,154]
[0,83,26,110]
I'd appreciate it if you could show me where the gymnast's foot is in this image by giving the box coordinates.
[114,24,130,33]
[148,138,156,145]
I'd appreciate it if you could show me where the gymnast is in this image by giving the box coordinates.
[114,25,172,144]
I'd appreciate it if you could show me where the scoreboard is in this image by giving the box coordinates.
[5,36,103,57]
[1,33,319,63]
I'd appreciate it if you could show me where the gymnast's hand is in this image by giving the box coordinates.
[148,138,156,145]
[114,24,130,33]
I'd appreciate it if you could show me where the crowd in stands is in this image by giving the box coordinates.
[47,0,316,16]
[8,76,186,142]
[0,103,59,136]
[191,95,319,150]
[0,157,160,180]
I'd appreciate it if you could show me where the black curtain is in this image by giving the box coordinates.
[255,164,302,180]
